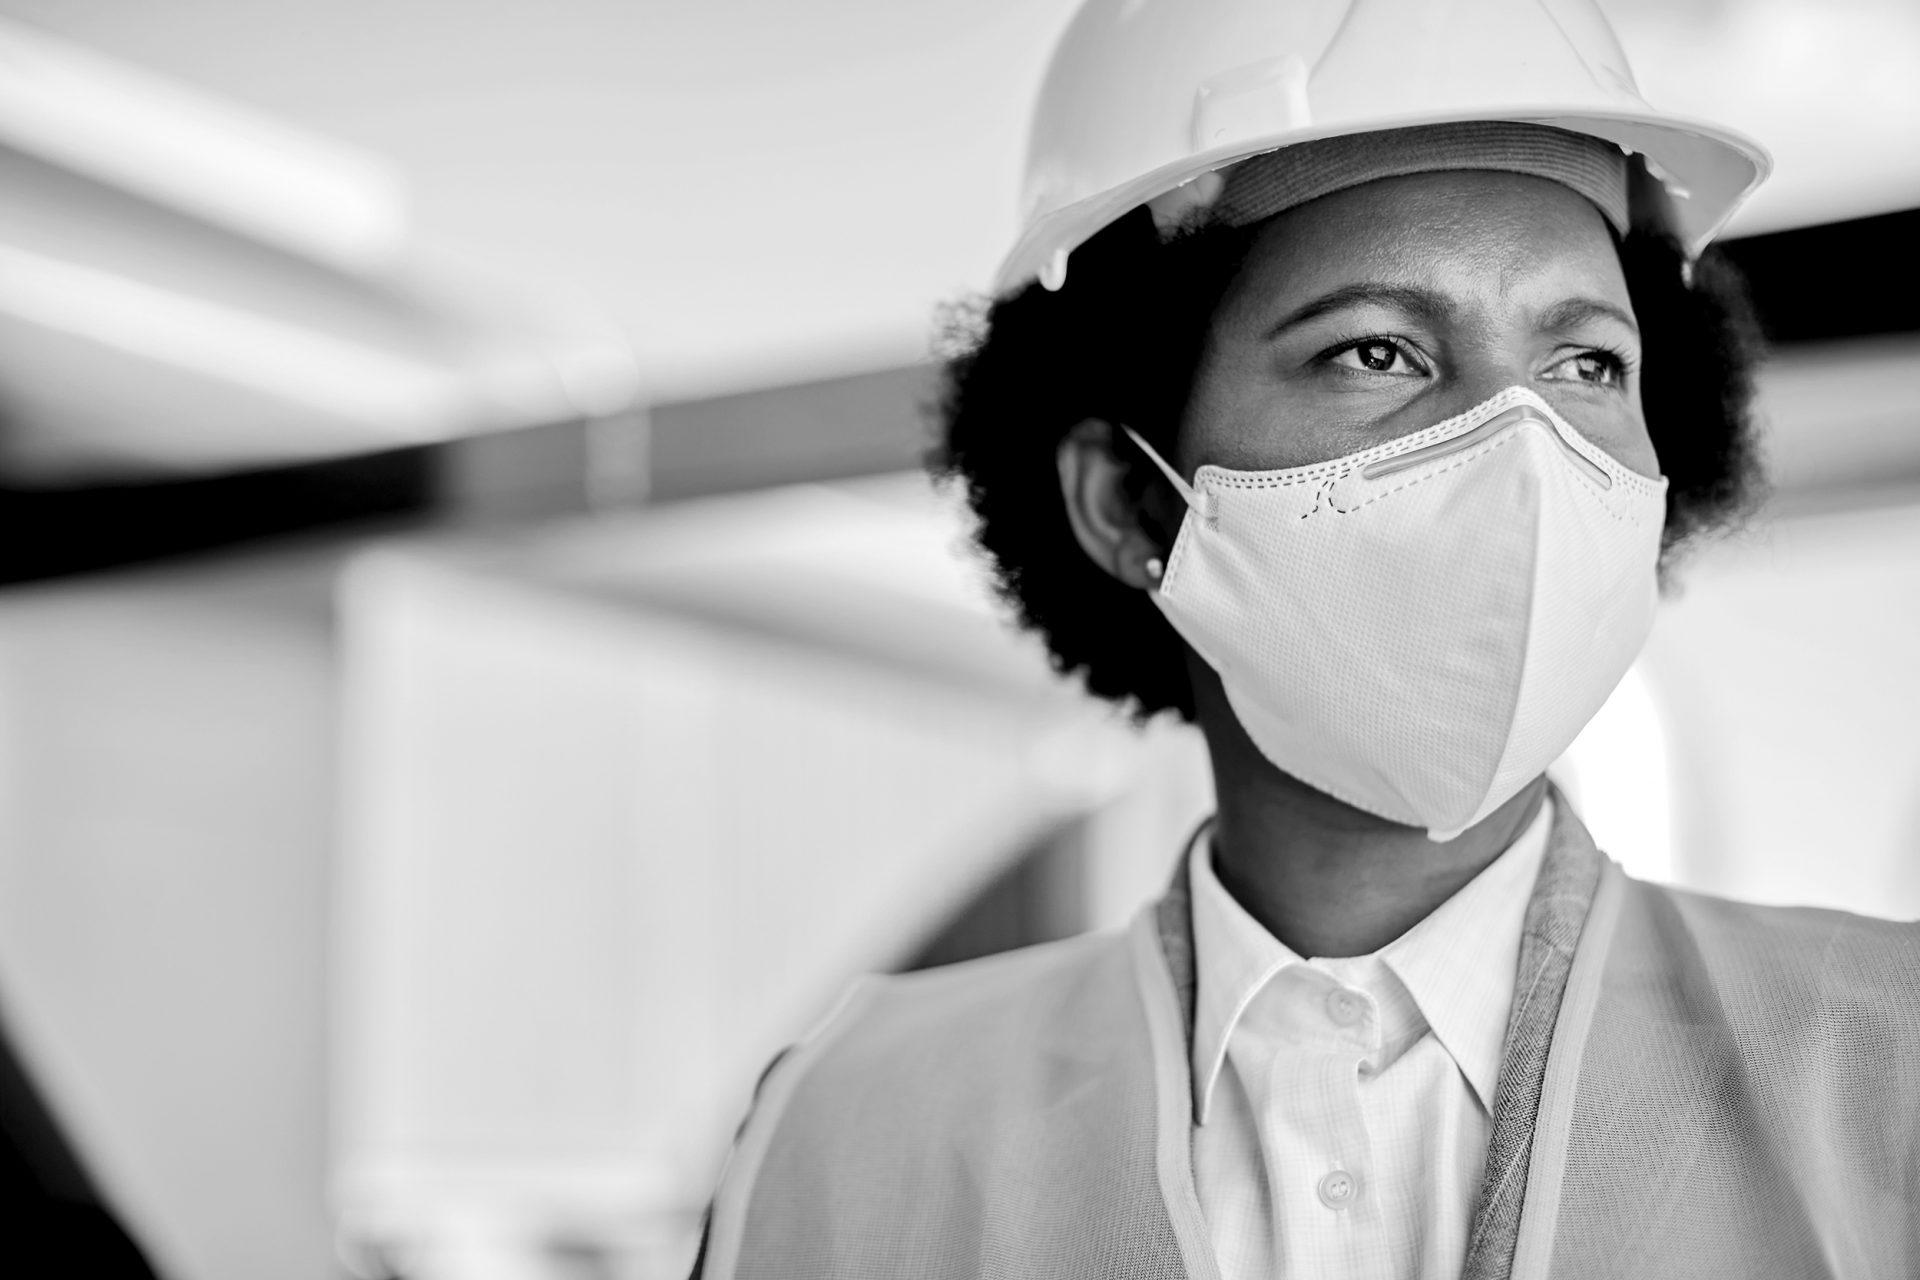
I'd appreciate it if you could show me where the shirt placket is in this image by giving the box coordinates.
[1244,965,1386,1279]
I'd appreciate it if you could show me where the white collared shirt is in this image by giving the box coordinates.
[1189,798,1552,1280]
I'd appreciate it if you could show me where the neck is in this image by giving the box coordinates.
[1191,660,1548,959]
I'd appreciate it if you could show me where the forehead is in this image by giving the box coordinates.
[1221,169,1627,313]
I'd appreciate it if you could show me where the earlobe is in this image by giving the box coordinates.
[1057,419,1167,591]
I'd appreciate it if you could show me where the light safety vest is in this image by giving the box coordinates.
[700,801,1920,1279]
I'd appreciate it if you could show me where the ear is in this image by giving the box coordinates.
[1057,419,1172,591]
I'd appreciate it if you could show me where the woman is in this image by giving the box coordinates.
[697,2,1920,1277]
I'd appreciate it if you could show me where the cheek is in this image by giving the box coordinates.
[1622,421,1662,481]
[1173,340,1267,473]
[1538,381,1659,479]
[1175,335,1365,473]
[1593,391,1661,480]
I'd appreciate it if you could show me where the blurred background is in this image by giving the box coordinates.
[0,2,1914,1278]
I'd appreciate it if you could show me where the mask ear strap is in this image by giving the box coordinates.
[1120,425,1215,521]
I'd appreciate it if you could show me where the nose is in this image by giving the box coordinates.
[1362,402,1613,489]
[1437,351,1534,424]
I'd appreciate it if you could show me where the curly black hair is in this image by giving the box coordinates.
[932,205,1766,722]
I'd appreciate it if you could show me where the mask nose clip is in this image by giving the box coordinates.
[1360,404,1613,490]
[1121,425,1217,522]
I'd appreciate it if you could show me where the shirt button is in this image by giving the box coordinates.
[1325,989,1364,1026]
[1318,1169,1359,1208]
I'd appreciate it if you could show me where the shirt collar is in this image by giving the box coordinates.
[1188,796,1553,1122]
[1188,836,1303,1123]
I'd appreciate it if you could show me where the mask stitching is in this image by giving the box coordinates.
[1334,428,1529,513]
[1321,431,1660,525]
[1299,483,1328,520]
[1188,389,1663,501]
[1539,420,1664,500]
[1164,439,1661,608]
[1187,430,1661,534]
[1192,386,1543,488]
[1202,426,1663,522]
[1149,388,1665,839]
[1201,428,1661,501]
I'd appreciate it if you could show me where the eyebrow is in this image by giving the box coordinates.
[1263,283,1453,340]
[1535,296,1641,339]
[1263,283,1642,343]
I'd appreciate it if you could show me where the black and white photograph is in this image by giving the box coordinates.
[0,2,1916,1278]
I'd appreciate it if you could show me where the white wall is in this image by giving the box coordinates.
[1641,499,1920,917]
[0,544,347,1280]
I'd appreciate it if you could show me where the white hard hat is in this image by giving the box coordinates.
[1001,0,1770,292]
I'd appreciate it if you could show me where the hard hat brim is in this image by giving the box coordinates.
[994,109,1769,295]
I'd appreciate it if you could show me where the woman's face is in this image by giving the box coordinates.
[1177,169,1656,478]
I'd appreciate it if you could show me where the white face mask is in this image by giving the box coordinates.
[1126,386,1667,841]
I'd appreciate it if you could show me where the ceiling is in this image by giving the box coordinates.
[3,0,1918,405]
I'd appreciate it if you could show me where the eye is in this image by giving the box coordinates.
[1329,338,1426,376]
[1545,349,1630,388]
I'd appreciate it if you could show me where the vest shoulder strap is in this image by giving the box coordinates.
[1542,878,1920,1278]
[707,924,1199,1280]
